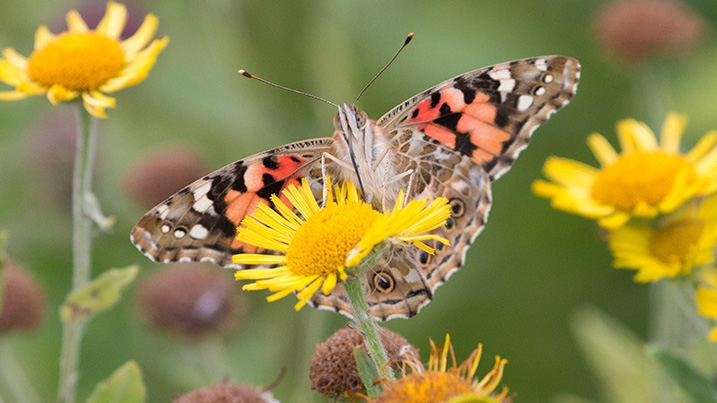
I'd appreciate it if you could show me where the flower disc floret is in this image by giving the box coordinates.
[0,1,168,117]
[28,33,125,90]
[533,113,717,228]
[590,152,696,211]
[608,194,717,282]
[285,203,381,277]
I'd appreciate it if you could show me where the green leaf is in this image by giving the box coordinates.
[86,361,145,403]
[354,347,382,397]
[61,265,139,323]
[652,348,717,403]
[570,306,653,402]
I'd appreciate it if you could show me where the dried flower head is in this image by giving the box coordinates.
[309,327,418,397]
[173,382,279,403]
[360,335,510,403]
[135,263,242,338]
[123,147,210,209]
[0,261,46,332]
[594,0,707,63]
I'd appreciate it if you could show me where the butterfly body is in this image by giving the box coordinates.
[132,56,580,320]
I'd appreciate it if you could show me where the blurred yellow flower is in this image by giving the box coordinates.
[232,177,450,311]
[696,268,717,341]
[533,113,717,229]
[0,1,168,117]
[358,334,510,403]
[609,195,717,282]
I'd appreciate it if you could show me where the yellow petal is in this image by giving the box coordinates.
[0,60,24,86]
[120,14,159,56]
[96,1,128,39]
[587,133,618,166]
[598,211,630,229]
[47,84,78,104]
[660,112,687,153]
[0,90,31,100]
[618,119,658,151]
[687,131,717,162]
[33,25,54,50]
[2,48,28,69]
[542,156,599,188]
[66,10,89,33]
[232,254,286,266]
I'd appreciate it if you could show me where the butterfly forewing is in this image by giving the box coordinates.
[131,139,332,267]
[380,56,580,180]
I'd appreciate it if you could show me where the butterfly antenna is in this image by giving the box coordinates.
[238,70,339,108]
[352,32,414,108]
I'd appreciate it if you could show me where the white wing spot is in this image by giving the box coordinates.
[156,204,169,220]
[489,69,511,80]
[160,224,171,233]
[193,197,213,213]
[189,224,209,240]
[497,79,515,93]
[174,229,186,238]
[534,58,548,71]
[193,181,212,199]
[543,74,554,83]
[534,86,547,96]
[517,95,534,112]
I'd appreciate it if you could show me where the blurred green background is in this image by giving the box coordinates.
[1,0,716,401]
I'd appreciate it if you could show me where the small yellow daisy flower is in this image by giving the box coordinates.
[232,177,451,311]
[358,334,510,403]
[696,268,717,341]
[533,113,717,228]
[608,195,717,282]
[0,1,168,118]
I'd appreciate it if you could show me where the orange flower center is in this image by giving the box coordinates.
[649,220,705,266]
[28,32,124,91]
[590,151,696,211]
[376,371,473,403]
[285,203,381,277]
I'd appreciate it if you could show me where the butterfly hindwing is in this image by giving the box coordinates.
[131,138,332,267]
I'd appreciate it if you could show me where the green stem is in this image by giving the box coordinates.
[58,106,99,403]
[0,338,42,403]
[344,276,395,382]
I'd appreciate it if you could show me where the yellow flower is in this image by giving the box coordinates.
[232,177,450,311]
[0,1,168,118]
[359,335,510,403]
[608,195,717,282]
[533,113,717,228]
[696,268,717,341]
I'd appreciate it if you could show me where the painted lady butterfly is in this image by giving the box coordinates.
[131,55,580,320]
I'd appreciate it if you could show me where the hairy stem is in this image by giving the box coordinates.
[344,276,395,382]
[58,106,98,403]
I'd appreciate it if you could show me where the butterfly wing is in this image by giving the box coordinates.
[130,138,332,268]
[310,56,580,319]
[379,56,580,180]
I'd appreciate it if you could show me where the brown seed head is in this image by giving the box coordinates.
[123,147,210,209]
[173,383,277,403]
[309,327,418,397]
[135,263,243,339]
[594,0,707,63]
[0,261,46,332]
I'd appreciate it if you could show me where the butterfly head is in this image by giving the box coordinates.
[333,103,369,141]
